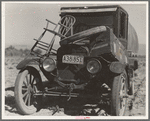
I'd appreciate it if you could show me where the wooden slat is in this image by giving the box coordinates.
[58,23,70,29]
[37,43,49,48]
[44,28,65,38]
[34,39,49,45]
[33,39,57,52]
[36,46,47,51]
[46,19,57,25]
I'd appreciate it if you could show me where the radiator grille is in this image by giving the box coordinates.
[57,45,89,82]
[58,67,75,79]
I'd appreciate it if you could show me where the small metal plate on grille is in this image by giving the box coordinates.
[62,55,84,64]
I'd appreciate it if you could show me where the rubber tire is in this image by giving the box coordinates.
[111,71,128,116]
[14,67,43,115]
[128,80,134,110]
[128,80,134,95]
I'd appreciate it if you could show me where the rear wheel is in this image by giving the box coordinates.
[14,67,43,115]
[111,71,128,116]
[129,79,134,95]
[128,79,134,110]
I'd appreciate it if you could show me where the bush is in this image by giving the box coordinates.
[5,45,30,57]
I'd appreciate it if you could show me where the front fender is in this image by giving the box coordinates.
[109,61,126,74]
[16,56,41,70]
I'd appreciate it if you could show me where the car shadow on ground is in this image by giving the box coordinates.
[5,87,14,92]
[5,87,19,114]
[41,96,111,116]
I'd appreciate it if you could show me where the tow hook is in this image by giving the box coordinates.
[67,83,75,101]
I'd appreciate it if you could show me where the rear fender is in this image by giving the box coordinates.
[16,57,41,70]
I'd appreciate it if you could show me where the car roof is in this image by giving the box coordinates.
[60,5,127,14]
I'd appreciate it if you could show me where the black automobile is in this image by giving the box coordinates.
[15,5,138,116]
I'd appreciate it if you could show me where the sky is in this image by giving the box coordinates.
[3,2,148,49]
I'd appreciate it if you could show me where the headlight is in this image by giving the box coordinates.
[42,57,56,72]
[86,59,102,74]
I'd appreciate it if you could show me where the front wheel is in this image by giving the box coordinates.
[111,71,128,116]
[14,67,43,115]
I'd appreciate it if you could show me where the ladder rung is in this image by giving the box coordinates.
[52,48,57,52]
[36,46,47,51]
[50,51,57,55]
[44,28,65,38]
[34,39,49,45]
[33,39,57,52]
[37,43,49,48]
[46,19,57,25]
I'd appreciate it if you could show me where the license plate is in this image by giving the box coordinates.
[62,55,84,64]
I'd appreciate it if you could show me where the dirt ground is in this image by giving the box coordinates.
[4,56,146,117]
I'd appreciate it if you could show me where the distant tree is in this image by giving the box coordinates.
[34,49,42,54]
[9,45,15,49]
[10,52,13,56]
[23,49,30,56]
[20,49,23,52]
[6,45,15,50]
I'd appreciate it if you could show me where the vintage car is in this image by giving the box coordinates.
[15,5,138,116]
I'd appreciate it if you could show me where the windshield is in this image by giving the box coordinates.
[73,14,114,34]
[60,13,114,46]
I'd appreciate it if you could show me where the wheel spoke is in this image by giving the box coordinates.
[26,75,29,85]
[24,94,29,104]
[22,88,28,91]
[22,87,28,91]
[23,81,28,87]
[23,91,28,98]
[122,82,124,89]
[120,77,125,97]
[120,78,124,89]
[119,77,127,116]
[31,77,35,86]
[28,93,31,106]
[30,74,32,84]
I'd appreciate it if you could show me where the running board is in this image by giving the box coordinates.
[34,91,100,99]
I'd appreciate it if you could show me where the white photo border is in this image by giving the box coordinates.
[2,1,149,120]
